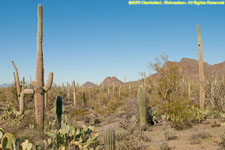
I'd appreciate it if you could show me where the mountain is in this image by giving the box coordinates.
[101,76,123,86]
[82,82,96,88]
[148,58,225,81]
[0,83,13,88]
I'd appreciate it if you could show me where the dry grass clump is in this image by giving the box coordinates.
[116,129,151,150]
[190,131,211,144]
[160,141,170,150]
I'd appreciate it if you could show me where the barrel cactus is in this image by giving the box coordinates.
[104,127,116,150]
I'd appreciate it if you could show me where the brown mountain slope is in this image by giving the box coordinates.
[82,82,96,88]
[148,58,225,81]
[101,76,123,86]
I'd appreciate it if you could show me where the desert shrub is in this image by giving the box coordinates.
[116,130,150,150]
[160,141,170,150]
[164,129,177,140]
[205,75,225,111]
[219,133,225,148]
[149,55,208,128]
[190,131,211,145]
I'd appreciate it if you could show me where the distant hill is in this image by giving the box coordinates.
[101,76,123,86]
[0,83,13,88]
[82,82,96,88]
[148,58,225,82]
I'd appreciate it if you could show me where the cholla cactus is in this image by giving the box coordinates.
[138,85,147,127]
[104,127,116,150]
[197,24,205,109]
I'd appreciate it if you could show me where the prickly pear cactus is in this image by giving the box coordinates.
[1,132,16,150]
[21,139,33,150]
[0,128,4,140]
[104,127,116,150]
[44,119,100,150]
[56,96,62,129]
[138,86,147,128]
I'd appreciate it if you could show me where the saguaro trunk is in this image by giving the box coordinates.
[35,4,44,127]
[197,25,205,109]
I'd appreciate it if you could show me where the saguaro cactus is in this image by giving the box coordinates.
[104,127,116,150]
[113,83,115,95]
[32,4,53,128]
[22,77,25,91]
[44,92,48,108]
[82,88,86,107]
[67,82,70,100]
[197,24,205,109]
[13,5,53,129]
[72,80,76,107]
[56,96,62,129]
[138,85,147,127]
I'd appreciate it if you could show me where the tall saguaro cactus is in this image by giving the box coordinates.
[32,4,53,128]
[13,5,53,130]
[197,24,205,109]
[138,85,147,127]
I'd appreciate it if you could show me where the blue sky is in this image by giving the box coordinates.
[0,0,224,85]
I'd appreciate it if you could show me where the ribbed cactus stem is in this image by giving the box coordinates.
[44,92,48,108]
[13,72,18,100]
[56,96,62,129]
[67,82,70,100]
[138,85,147,127]
[11,61,21,101]
[104,127,116,150]
[113,83,115,95]
[22,77,25,91]
[72,80,76,107]
[14,89,35,116]
[82,88,86,107]
[197,24,205,109]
